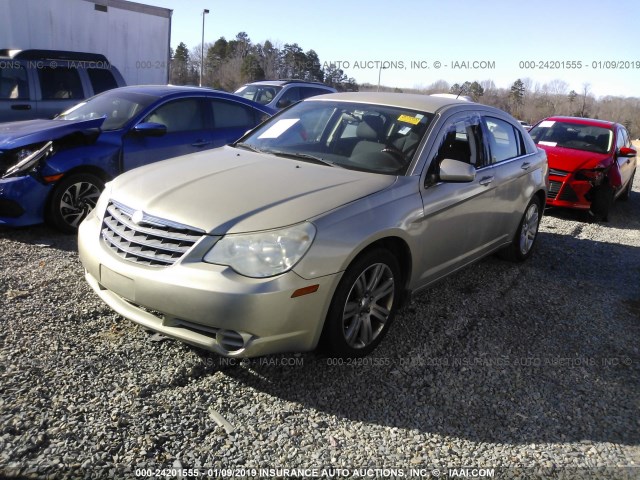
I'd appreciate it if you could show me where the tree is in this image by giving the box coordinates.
[509,79,525,116]
[468,81,484,102]
[579,83,591,117]
[170,42,192,85]
[241,54,265,83]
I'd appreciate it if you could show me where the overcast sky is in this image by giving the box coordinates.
[144,0,640,97]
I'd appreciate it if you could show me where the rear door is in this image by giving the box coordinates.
[206,98,265,147]
[0,63,37,121]
[481,115,538,236]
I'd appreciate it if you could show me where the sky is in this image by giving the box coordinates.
[143,0,640,98]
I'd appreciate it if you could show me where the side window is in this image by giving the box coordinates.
[38,66,84,100]
[616,127,629,150]
[144,99,205,132]
[433,114,484,167]
[87,68,118,94]
[280,87,301,104]
[210,99,256,129]
[300,87,331,99]
[484,117,520,163]
[0,66,29,99]
[623,128,632,148]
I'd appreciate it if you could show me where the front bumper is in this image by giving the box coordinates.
[0,175,52,226]
[546,175,591,210]
[78,212,341,357]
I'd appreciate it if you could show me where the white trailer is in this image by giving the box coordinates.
[0,0,172,85]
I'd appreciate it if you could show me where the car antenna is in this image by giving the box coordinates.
[455,86,465,99]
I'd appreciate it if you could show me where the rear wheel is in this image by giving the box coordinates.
[47,173,104,233]
[500,196,541,262]
[321,249,401,357]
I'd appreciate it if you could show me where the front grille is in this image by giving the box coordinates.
[548,180,562,199]
[557,183,578,202]
[549,168,570,177]
[101,200,204,267]
[547,181,579,202]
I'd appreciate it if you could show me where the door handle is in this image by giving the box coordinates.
[521,162,531,170]
[479,176,494,186]
[11,104,31,110]
[191,140,211,148]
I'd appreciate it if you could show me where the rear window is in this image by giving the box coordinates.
[38,66,84,100]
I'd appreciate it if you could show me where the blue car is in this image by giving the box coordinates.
[0,85,274,232]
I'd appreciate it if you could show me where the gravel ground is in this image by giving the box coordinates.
[1,173,639,480]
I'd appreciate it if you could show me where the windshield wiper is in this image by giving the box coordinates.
[268,150,342,168]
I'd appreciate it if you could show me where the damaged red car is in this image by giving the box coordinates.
[528,116,636,220]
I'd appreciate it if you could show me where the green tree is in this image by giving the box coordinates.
[469,81,484,102]
[171,42,191,85]
[509,79,525,116]
[241,54,265,83]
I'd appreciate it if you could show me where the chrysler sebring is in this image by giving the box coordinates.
[78,92,548,358]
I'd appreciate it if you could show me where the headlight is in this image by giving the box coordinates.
[2,141,54,178]
[203,222,316,278]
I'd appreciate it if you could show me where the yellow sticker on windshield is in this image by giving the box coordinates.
[398,114,420,125]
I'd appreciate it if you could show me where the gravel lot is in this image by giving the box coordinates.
[1,173,639,479]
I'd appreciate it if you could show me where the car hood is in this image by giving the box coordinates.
[537,144,611,171]
[110,146,396,234]
[0,118,105,150]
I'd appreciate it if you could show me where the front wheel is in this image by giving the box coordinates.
[47,173,104,233]
[500,196,542,262]
[321,249,401,358]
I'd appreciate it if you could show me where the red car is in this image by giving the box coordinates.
[528,116,637,220]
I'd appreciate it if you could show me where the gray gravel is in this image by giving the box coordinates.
[1,174,639,480]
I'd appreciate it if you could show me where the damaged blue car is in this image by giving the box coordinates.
[0,85,273,232]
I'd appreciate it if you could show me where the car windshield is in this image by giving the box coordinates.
[236,100,433,175]
[529,120,613,154]
[56,90,159,131]
[234,84,283,105]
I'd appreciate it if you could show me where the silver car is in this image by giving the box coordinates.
[78,93,548,358]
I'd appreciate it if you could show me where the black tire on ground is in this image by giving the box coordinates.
[46,173,104,234]
[320,249,401,358]
[589,183,615,221]
[499,196,542,262]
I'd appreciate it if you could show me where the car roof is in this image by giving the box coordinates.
[99,85,274,112]
[544,116,616,129]
[243,80,333,88]
[305,91,474,112]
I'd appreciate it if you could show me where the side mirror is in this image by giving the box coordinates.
[132,122,167,137]
[439,158,476,182]
[618,146,637,157]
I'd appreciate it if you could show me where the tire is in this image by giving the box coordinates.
[321,249,401,358]
[499,196,542,262]
[589,183,614,221]
[47,173,104,233]
[618,170,635,201]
